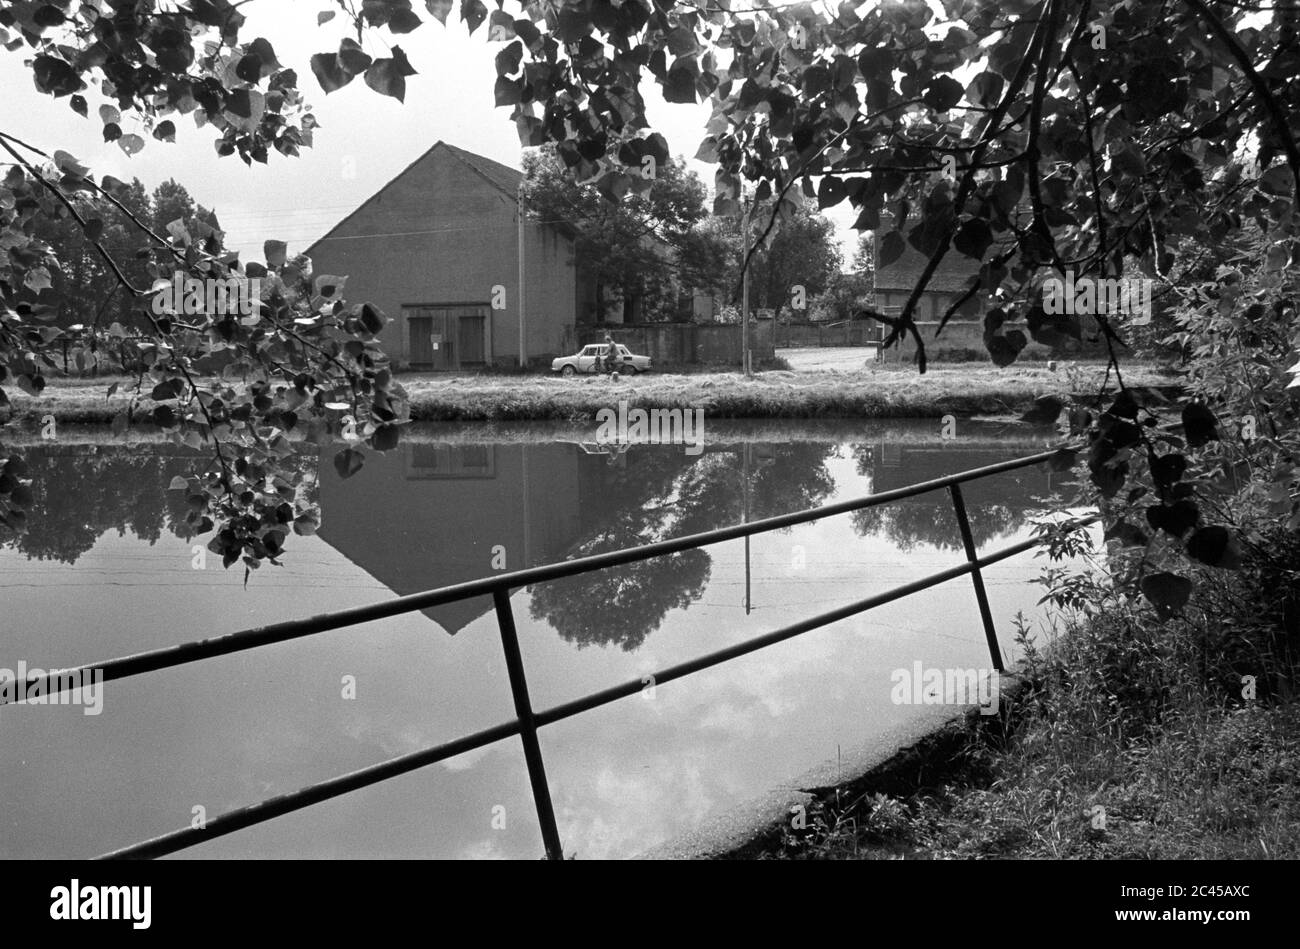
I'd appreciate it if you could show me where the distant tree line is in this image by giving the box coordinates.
[521,145,869,325]
[35,178,220,331]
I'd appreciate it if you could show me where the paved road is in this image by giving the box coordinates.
[778,346,880,372]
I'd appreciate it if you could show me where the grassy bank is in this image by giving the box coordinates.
[3,362,1174,425]
[732,533,1300,860]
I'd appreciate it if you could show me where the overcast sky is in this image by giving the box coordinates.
[0,3,864,267]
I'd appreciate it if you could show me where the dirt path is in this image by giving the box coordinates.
[778,346,880,372]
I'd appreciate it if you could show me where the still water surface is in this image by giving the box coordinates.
[1,420,1074,858]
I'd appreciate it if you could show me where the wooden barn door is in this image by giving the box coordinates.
[456,309,487,366]
[407,313,434,368]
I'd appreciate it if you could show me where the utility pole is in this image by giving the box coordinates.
[517,183,527,369]
[741,201,752,378]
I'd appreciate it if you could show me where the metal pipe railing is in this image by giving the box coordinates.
[4,446,1084,859]
[99,531,1084,861]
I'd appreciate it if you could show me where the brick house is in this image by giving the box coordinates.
[306,141,589,370]
[872,215,987,323]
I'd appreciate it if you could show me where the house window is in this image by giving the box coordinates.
[405,444,497,480]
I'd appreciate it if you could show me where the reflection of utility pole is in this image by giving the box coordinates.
[522,443,531,566]
[743,442,752,614]
[741,202,752,378]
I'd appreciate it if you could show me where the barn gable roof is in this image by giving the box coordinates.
[438,142,523,197]
[304,141,531,257]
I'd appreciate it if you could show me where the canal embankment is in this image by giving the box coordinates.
[719,555,1300,861]
[3,363,1176,426]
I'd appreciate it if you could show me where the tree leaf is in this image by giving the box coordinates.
[32,55,84,97]
[1145,500,1199,537]
[365,58,408,101]
[1140,572,1192,613]
[337,37,372,74]
[987,330,1026,367]
[388,8,424,33]
[369,423,401,451]
[461,0,488,35]
[1186,525,1242,569]
[265,240,288,268]
[1181,402,1219,448]
[878,230,905,268]
[310,53,352,93]
[953,218,992,260]
[333,447,365,479]
[1104,520,1149,547]
[426,0,452,25]
[360,302,386,334]
[1019,395,1064,424]
[923,75,964,112]
[116,133,145,156]
[1151,453,1187,489]
[965,71,1003,108]
[817,175,846,210]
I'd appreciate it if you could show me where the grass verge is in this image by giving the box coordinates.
[2,363,1175,425]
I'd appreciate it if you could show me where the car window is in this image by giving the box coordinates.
[617,345,631,356]
[581,346,597,356]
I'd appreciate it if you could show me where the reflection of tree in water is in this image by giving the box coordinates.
[851,501,1026,552]
[847,443,1033,551]
[6,449,188,563]
[529,441,836,651]
[528,549,712,652]
[3,446,319,565]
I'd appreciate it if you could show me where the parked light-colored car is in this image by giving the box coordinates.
[551,343,652,375]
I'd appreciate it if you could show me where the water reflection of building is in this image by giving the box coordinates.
[314,438,769,647]
[313,435,1047,639]
[317,442,584,634]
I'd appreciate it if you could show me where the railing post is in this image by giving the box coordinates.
[948,484,1005,673]
[492,587,564,860]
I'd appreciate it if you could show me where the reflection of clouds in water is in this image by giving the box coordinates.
[458,836,508,861]
[439,743,499,773]
[560,760,716,860]
[339,716,499,768]
[694,700,763,738]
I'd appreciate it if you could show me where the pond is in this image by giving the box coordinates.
[0,419,1078,859]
